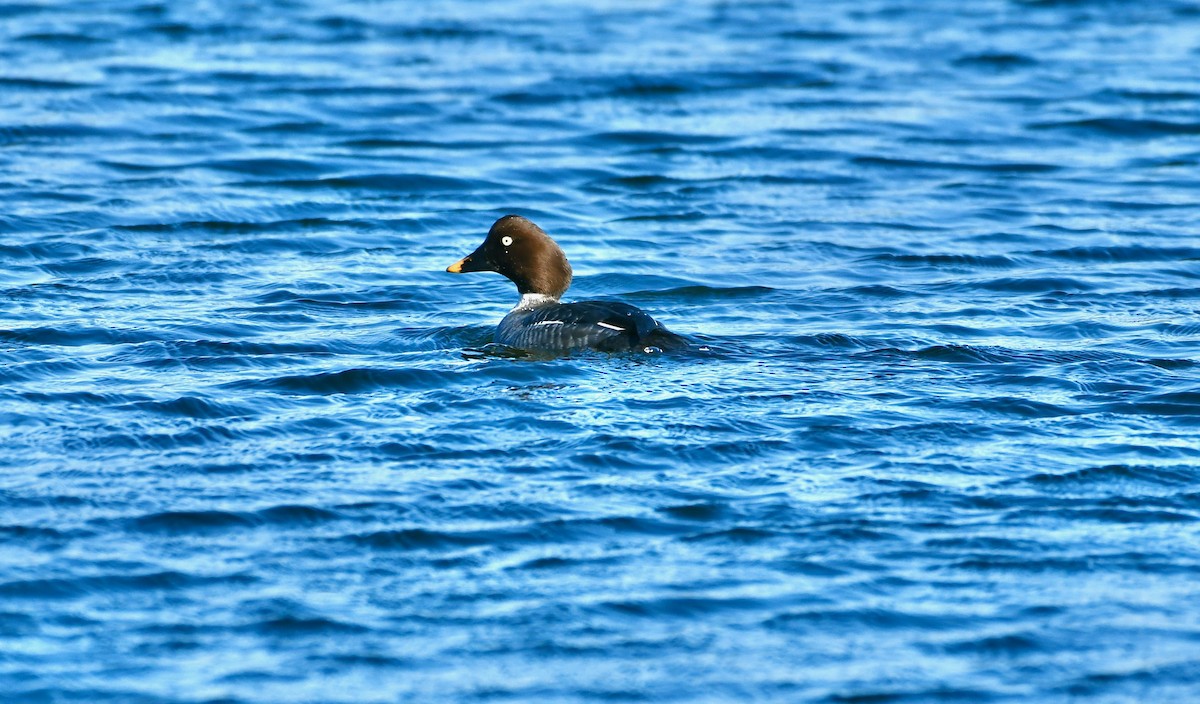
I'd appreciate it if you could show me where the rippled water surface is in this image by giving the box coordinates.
[4,1,1200,702]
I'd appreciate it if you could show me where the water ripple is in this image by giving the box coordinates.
[2,1,1200,702]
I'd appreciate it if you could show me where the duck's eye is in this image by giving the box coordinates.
[501,236,513,247]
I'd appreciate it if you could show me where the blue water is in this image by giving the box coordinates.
[3,1,1200,701]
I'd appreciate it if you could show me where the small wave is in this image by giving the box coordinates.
[1145,316,1200,336]
[1033,244,1200,262]
[857,487,1007,509]
[866,252,1018,268]
[1105,88,1200,102]
[1030,118,1200,137]
[0,240,96,260]
[853,155,1059,173]
[252,615,369,635]
[124,395,255,420]
[672,438,793,465]
[36,257,123,276]
[582,130,730,147]
[0,524,89,545]
[250,173,482,192]
[940,631,1044,655]
[117,338,345,364]
[792,332,872,349]
[0,4,44,19]
[394,324,493,351]
[0,611,38,636]
[0,76,92,90]
[0,571,246,599]
[680,526,784,544]
[1137,287,1200,300]
[964,396,1078,418]
[952,52,1038,69]
[313,15,370,33]
[348,527,486,551]
[600,595,766,619]
[503,79,693,104]
[655,502,733,522]
[1102,389,1200,418]
[844,284,912,298]
[115,216,377,234]
[859,344,1009,364]
[348,515,691,552]
[611,211,709,223]
[1062,660,1200,698]
[201,158,328,177]
[590,174,694,191]
[16,31,108,44]
[1004,507,1197,524]
[620,284,776,303]
[253,287,438,310]
[765,607,968,631]
[0,124,137,145]
[778,29,858,41]
[338,136,504,150]
[971,275,1094,293]
[128,510,263,533]
[948,556,1098,572]
[509,555,594,571]
[923,536,1045,553]
[243,120,332,134]
[1011,464,1195,490]
[226,367,458,395]
[383,21,503,40]
[0,325,168,347]
[1143,358,1199,370]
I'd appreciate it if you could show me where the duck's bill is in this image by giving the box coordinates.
[447,247,493,274]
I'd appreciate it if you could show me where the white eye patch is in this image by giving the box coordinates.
[501,236,513,246]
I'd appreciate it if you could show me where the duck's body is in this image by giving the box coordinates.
[448,216,688,354]
[497,294,685,353]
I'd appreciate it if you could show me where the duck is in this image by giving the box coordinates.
[447,215,688,353]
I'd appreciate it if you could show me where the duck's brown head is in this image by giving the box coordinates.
[447,215,573,299]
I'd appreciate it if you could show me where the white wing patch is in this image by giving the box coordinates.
[534,320,564,326]
[597,322,625,331]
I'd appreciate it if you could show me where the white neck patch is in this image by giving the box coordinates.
[513,293,559,310]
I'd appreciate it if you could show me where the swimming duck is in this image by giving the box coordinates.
[447,215,688,353]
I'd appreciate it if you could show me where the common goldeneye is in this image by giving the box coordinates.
[447,215,688,353]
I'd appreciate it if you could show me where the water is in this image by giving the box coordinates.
[3,0,1200,701]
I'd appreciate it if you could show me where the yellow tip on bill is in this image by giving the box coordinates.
[447,258,466,273]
